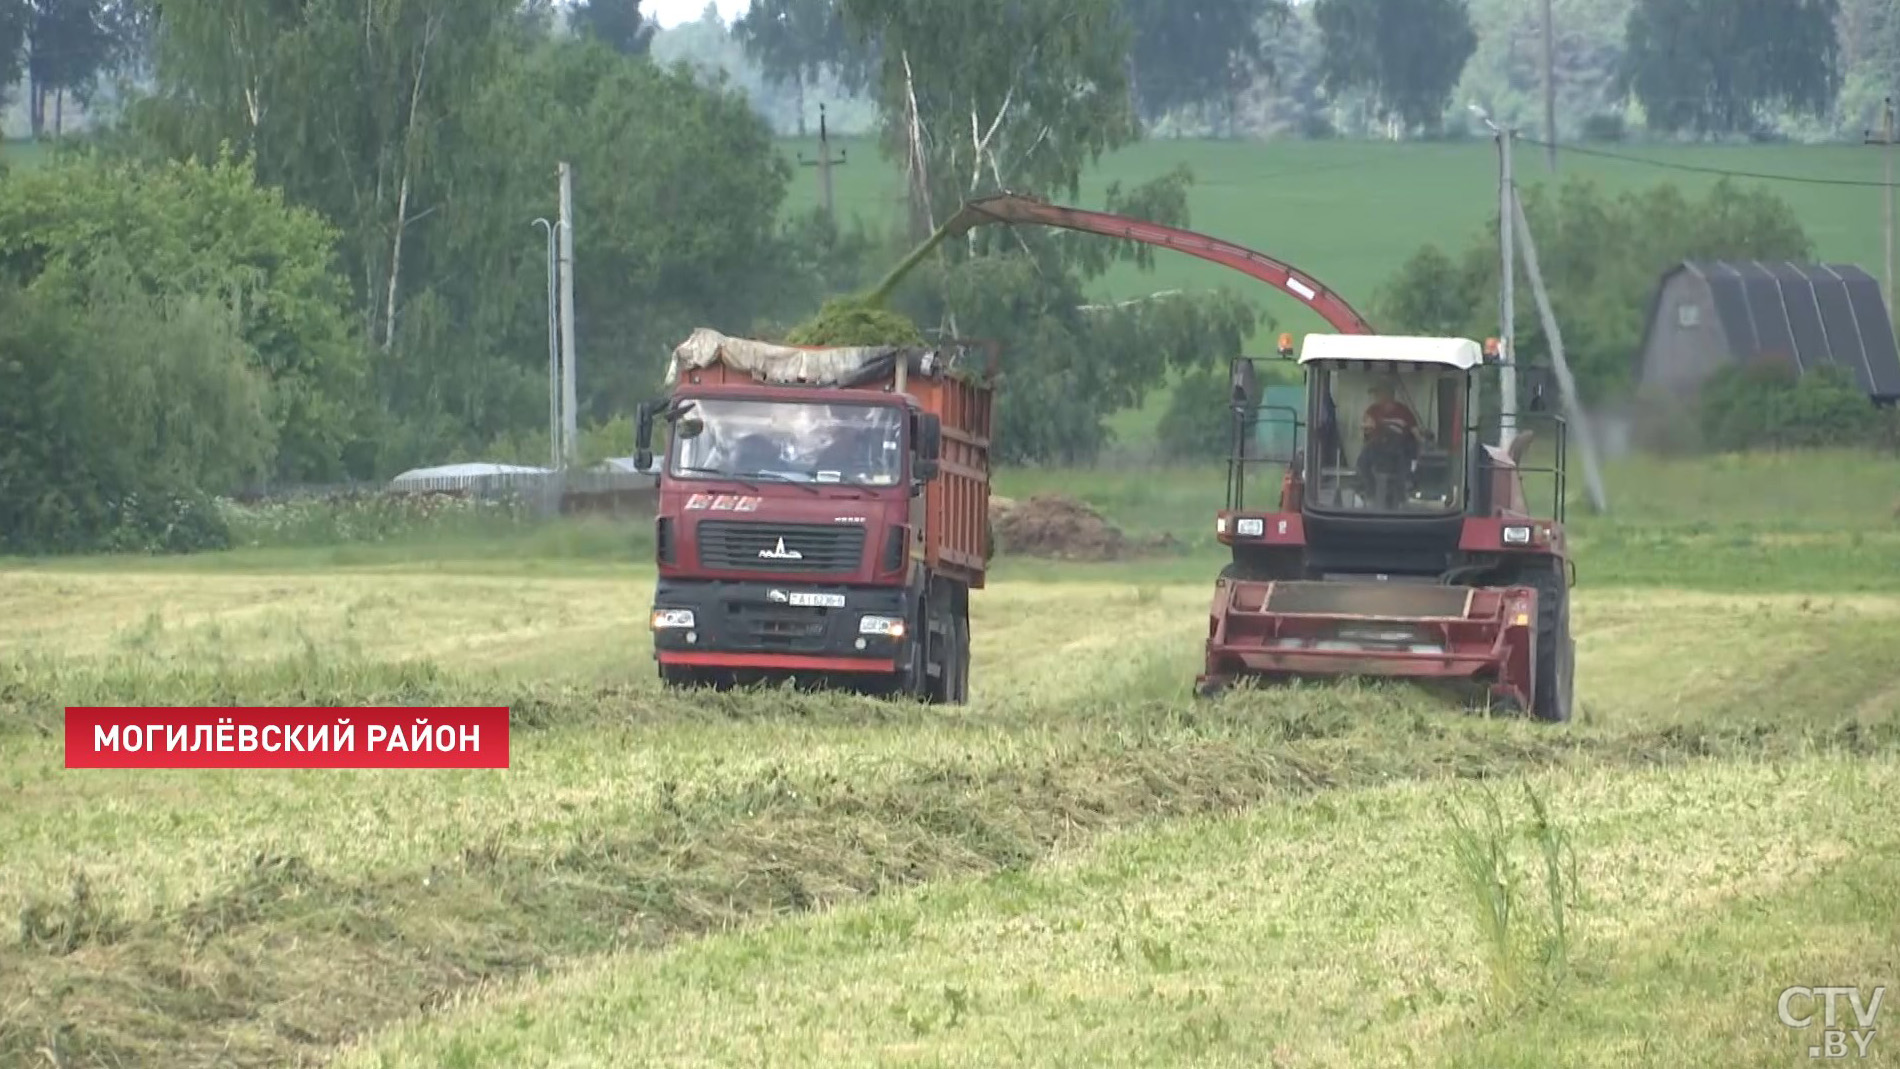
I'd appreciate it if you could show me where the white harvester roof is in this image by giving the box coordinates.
[1298,334,1485,371]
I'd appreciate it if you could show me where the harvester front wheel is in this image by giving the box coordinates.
[1526,563,1574,723]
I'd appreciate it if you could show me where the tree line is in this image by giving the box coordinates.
[0,2,1879,145]
[0,0,1264,553]
[717,0,1873,143]
[0,0,1879,555]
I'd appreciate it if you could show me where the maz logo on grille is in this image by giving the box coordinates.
[758,538,803,561]
[697,521,865,574]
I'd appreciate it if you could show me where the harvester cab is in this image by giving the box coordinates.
[1200,332,1575,721]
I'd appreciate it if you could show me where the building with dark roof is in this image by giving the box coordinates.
[1634,261,1900,405]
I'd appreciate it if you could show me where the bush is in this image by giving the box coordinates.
[216,492,535,549]
[0,258,275,555]
[99,492,235,554]
[1156,367,1238,461]
[0,147,363,482]
[1300,113,1337,139]
[1580,113,1626,142]
[1698,360,1892,451]
[1375,176,1812,408]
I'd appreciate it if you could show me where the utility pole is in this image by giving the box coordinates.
[557,161,579,471]
[1865,97,1895,326]
[799,103,847,223]
[1542,0,1558,171]
[533,217,559,470]
[1491,118,1520,444]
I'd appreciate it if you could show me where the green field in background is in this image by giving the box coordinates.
[772,135,1896,445]
[774,135,1892,342]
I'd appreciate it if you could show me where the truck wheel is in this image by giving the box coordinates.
[933,610,968,706]
[903,605,931,701]
[922,600,955,705]
[1526,563,1572,723]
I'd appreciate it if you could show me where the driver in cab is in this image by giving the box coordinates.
[1354,378,1429,506]
[1360,380,1425,446]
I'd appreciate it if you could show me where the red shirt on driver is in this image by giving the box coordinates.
[1362,399,1419,438]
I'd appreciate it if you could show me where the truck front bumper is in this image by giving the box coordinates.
[648,577,914,674]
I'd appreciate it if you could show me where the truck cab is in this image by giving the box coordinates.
[635,331,994,703]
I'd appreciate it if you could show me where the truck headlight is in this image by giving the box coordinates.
[859,615,906,638]
[651,608,695,630]
[1236,517,1265,538]
[1502,525,1532,545]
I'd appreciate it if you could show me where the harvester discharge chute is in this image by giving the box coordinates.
[1198,333,1575,721]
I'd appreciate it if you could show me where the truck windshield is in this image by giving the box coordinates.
[670,398,906,487]
[1304,362,1466,514]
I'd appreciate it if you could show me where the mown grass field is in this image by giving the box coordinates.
[3,450,1897,1068]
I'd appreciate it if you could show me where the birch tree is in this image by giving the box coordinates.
[832,0,1264,462]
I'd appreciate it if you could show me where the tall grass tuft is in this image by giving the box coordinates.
[1443,780,1583,1012]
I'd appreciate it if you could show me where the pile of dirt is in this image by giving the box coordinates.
[989,494,1177,561]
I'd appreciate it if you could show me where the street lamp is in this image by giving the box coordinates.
[1470,103,1518,443]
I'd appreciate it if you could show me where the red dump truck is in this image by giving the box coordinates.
[634,328,996,703]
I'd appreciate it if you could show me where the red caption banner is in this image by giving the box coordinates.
[64,707,511,769]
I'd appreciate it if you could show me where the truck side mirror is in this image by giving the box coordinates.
[634,402,657,465]
[634,401,656,470]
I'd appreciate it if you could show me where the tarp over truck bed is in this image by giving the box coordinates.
[666,328,972,389]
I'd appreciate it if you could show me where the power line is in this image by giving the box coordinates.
[1516,134,1900,189]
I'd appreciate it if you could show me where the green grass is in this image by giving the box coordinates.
[0,137,48,169]
[334,755,1900,1069]
[4,564,1897,1067]
[5,449,1900,1067]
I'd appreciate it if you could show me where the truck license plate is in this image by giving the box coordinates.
[788,592,846,608]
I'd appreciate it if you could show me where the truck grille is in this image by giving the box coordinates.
[695,521,866,574]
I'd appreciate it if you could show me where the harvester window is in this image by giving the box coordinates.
[1307,363,1464,515]
[671,398,906,487]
